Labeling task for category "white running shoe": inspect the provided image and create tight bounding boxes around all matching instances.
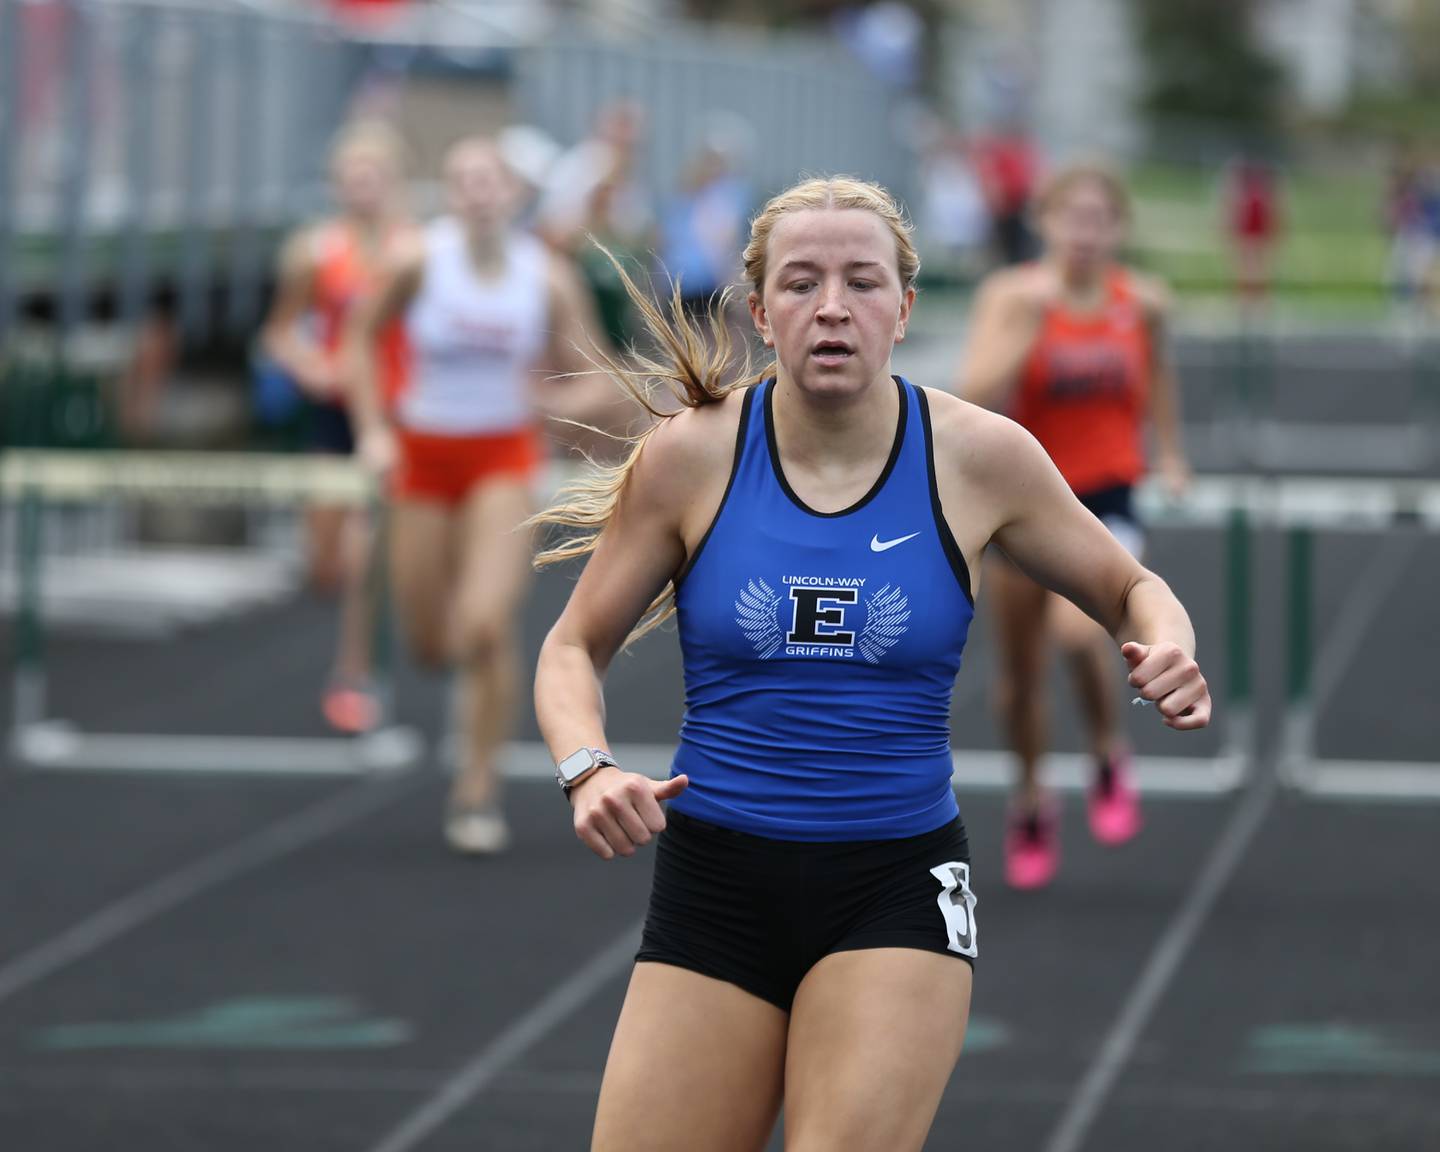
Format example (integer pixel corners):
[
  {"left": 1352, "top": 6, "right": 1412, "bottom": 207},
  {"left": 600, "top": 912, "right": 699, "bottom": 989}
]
[{"left": 445, "top": 809, "right": 511, "bottom": 855}]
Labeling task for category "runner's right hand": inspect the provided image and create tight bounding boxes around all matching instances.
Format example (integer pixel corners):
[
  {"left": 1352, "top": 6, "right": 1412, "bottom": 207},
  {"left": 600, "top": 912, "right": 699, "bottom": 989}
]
[
  {"left": 570, "top": 766, "right": 689, "bottom": 860},
  {"left": 294, "top": 360, "right": 345, "bottom": 401}
]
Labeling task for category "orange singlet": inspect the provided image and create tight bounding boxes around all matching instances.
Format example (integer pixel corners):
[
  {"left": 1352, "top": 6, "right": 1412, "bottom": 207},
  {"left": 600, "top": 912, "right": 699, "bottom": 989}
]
[
  {"left": 1010, "top": 267, "right": 1150, "bottom": 496},
  {"left": 311, "top": 222, "right": 410, "bottom": 410}
]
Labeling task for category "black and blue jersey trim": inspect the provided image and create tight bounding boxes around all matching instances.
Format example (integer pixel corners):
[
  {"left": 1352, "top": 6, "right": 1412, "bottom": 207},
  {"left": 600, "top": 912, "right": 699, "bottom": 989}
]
[
  {"left": 765, "top": 375, "right": 907, "bottom": 519},
  {"left": 672, "top": 385, "right": 757, "bottom": 589},
  {"left": 916, "top": 387, "right": 976, "bottom": 608}
]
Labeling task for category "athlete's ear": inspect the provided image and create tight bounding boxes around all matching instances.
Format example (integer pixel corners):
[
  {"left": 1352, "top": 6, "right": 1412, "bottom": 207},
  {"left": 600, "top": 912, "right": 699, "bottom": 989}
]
[
  {"left": 749, "top": 290, "right": 773, "bottom": 348},
  {"left": 894, "top": 285, "right": 916, "bottom": 343}
]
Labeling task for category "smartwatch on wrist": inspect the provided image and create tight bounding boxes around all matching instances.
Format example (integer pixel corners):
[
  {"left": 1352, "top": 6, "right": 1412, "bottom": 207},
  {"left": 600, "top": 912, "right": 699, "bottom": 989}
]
[{"left": 555, "top": 746, "right": 618, "bottom": 797}]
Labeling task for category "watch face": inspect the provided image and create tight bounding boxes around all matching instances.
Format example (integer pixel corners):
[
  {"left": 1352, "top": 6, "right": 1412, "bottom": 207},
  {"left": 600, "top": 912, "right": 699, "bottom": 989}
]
[{"left": 558, "top": 747, "right": 594, "bottom": 782}]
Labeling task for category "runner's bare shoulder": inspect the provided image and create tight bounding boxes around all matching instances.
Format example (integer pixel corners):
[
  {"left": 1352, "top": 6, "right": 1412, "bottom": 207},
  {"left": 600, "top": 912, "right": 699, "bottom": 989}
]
[
  {"left": 626, "top": 384, "right": 750, "bottom": 531},
  {"left": 922, "top": 385, "right": 1053, "bottom": 524}
]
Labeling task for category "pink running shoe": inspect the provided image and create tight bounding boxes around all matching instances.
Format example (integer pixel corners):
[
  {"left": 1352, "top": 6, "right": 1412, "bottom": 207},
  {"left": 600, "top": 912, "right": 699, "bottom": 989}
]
[
  {"left": 1089, "top": 749, "right": 1142, "bottom": 845},
  {"left": 1005, "top": 800, "right": 1059, "bottom": 890},
  {"left": 322, "top": 681, "right": 380, "bottom": 735}
]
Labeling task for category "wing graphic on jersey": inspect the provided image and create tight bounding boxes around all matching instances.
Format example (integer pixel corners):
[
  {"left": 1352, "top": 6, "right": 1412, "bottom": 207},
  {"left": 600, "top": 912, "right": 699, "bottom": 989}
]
[
  {"left": 859, "top": 583, "right": 910, "bottom": 664},
  {"left": 735, "top": 578, "right": 784, "bottom": 659}
]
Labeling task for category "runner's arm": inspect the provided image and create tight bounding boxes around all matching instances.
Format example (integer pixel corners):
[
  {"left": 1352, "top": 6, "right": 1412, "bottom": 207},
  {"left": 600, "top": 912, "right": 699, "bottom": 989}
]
[
  {"left": 536, "top": 406, "right": 733, "bottom": 856},
  {"left": 1137, "top": 275, "right": 1190, "bottom": 492},
  {"left": 342, "top": 236, "right": 424, "bottom": 447},
  {"left": 260, "top": 230, "right": 335, "bottom": 398},
  {"left": 953, "top": 274, "right": 1046, "bottom": 410},
  {"left": 967, "top": 415, "right": 1208, "bottom": 729},
  {"left": 535, "top": 417, "right": 693, "bottom": 756}
]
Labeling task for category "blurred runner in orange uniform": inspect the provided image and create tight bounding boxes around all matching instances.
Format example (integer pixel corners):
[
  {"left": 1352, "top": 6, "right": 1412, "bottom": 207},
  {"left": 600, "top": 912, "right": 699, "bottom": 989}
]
[
  {"left": 957, "top": 162, "right": 1190, "bottom": 889},
  {"left": 263, "top": 120, "right": 415, "bottom": 735}
]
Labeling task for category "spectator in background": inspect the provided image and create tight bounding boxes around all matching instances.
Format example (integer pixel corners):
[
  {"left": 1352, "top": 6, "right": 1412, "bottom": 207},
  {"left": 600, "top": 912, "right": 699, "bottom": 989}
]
[
  {"left": 327, "top": 0, "right": 410, "bottom": 27},
  {"left": 538, "top": 101, "right": 656, "bottom": 347},
  {"left": 1385, "top": 146, "right": 1438, "bottom": 310},
  {"left": 1222, "top": 154, "right": 1282, "bottom": 305},
  {"left": 1424, "top": 158, "right": 1440, "bottom": 314},
  {"left": 498, "top": 123, "right": 563, "bottom": 230},
  {"left": 972, "top": 122, "right": 1040, "bottom": 267},
  {"left": 660, "top": 116, "right": 754, "bottom": 357},
  {"left": 918, "top": 128, "right": 990, "bottom": 283},
  {"left": 261, "top": 119, "right": 416, "bottom": 736},
  {"left": 114, "top": 286, "right": 179, "bottom": 445}
]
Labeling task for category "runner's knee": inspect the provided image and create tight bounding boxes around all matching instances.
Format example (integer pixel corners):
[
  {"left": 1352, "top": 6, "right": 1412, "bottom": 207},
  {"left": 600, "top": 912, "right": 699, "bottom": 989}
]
[{"left": 452, "top": 609, "right": 511, "bottom": 665}]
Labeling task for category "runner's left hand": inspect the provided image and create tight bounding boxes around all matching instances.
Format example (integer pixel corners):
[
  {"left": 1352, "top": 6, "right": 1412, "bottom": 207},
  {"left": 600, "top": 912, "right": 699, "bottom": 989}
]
[
  {"left": 1122, "top": 641, "right": 1210, "bottom": 730},
  {"left": 1156, "top": 452, "right": 1191, "bottom": 499}
]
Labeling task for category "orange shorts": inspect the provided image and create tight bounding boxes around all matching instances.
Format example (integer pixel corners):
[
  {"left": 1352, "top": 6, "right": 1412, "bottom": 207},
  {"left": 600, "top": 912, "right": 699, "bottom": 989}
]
[{"left": 392, "top": 425, "right": 544, "bottom": 505}]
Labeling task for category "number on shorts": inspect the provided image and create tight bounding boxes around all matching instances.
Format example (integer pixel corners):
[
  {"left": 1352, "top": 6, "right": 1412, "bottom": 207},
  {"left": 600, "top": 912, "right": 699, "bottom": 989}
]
[{"left": 930, "top": 861, "right": 978, "bottom": 958}]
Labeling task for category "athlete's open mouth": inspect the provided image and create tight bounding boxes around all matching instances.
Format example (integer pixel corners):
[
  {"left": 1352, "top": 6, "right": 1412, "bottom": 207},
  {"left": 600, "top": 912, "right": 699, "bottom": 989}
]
[{"left": 810, "top": 340, "right": 854, "bottom": 362}]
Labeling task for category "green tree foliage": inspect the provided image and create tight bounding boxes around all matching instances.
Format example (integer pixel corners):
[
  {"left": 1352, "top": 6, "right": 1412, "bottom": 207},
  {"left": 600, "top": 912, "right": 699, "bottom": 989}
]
[
  {"left": 1130, "top": 0, "right": 1286, "bottom": 128},
  {"left": 1331, "top": 4, "right": 1440, "bottom": 139},
  {"left": 1407, "top": 1, "right": 1440, "bottom": 95}
]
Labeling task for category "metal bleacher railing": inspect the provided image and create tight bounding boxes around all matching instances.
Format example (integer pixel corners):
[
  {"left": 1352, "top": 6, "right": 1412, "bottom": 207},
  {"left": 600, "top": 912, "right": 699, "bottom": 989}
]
[{"left": 0, "top": 0, "right": 359, "bottom": 346}]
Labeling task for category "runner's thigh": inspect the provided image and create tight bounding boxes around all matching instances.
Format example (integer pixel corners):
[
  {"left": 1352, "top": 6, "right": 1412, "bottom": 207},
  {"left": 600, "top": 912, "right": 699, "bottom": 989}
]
[
  {"left": 592, "top": 961, "right": 787, "bottom": 1152},
  {"left": 388, "top": 498, "right": 457, "bottom": 663},
  {"left": 456, "top": 478, "right": 534, "bottom": 629},
  {"left": 783, "top": 948, "right": 971, "bottom": 1152},
  {"left": 986, "top": 554, "right": 1050, "bottom": 676}
]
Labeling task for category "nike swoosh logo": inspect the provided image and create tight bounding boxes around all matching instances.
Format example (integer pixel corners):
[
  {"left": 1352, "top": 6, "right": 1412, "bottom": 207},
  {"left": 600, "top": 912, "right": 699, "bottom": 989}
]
[{"left": 870, "top": 531, "right": 920, "bottom": 552}]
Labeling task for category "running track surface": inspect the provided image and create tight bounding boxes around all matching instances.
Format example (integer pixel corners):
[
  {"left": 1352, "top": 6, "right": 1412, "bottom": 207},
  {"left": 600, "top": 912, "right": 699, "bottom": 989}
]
[{"left": 1, "top": 518, "right": 1437, "bottom": 1151}]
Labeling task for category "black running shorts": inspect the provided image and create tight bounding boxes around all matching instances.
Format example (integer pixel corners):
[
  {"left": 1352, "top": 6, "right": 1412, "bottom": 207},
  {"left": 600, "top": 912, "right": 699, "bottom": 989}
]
[
  {"left": 1078, "top": 483, "right": 1143, "bottom": 558},
  {"left": 636, "top": 810, "right": 978, "bottom": 1012}
]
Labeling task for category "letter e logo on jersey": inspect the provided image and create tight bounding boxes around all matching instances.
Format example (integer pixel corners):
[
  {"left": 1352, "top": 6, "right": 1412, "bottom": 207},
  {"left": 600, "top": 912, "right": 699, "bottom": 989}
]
[
  {"left": 930, "top": 861, "right": 978, "bottom": 957},
  {"left": 787, "top": 587, "right": 858, "bottom": 646}
]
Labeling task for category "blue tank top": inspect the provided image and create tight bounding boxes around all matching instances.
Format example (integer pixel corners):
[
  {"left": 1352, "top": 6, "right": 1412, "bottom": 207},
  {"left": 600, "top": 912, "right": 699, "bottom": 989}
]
[{"left": 669, "top": 376, "right": 975, "bottom": 841}]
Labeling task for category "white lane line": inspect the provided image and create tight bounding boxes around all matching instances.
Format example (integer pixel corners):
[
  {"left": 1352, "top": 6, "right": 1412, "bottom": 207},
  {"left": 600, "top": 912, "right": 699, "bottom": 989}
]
[
  {"left": 365, "top": 920, "right": 642, "bottom": 1152},
  {"left": 0, "top": 776, "right": 416, "bottom": 1009},
  {"left": 1299, "top": 761, "right": 1440, "bottom": 799},
  {"left": 17, "top": 725, "right": 424, "bottom": 775},
  {"left": 1041, "top": 766, "right": 1278, "bottom": 1152}
]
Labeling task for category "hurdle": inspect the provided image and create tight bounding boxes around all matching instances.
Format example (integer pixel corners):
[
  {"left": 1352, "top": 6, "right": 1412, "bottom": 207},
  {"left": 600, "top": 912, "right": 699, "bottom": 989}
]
[
  {"left": 1, "top": 449, "right": 423, "bottom": 775},
  {"left": 938, "top": 474, "right": 1257, "bottom": 796},
  {"left": 1275, "top": 475, "right": 1440, "bottom": 799},
  {"left": 942, "top": 472, "right": 1440, "bottom": 798}
]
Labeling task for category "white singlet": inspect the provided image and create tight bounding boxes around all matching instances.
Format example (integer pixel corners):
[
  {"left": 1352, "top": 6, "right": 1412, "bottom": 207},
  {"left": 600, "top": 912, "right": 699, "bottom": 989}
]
[{"left": 399, "top": 218, "right": 550, "bottom": 435}]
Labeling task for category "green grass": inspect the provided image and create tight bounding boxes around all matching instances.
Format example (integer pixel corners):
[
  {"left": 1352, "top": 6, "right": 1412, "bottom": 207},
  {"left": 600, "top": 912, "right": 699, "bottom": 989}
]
[{"left": 1126, "top": 163, "right": 1391, "bottom": 300}]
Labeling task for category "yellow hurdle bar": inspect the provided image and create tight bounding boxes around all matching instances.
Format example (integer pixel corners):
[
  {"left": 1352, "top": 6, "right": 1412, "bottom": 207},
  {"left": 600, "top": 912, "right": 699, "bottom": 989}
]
[{"left": 2, "top": 448, "right": 418, "bottom": 776}]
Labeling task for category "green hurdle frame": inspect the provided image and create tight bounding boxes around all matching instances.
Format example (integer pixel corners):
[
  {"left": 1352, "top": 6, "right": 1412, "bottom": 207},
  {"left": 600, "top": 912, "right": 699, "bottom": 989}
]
[
  {"left": 912, "top": 477, "right": 1258, "bottom": 797},
  {"left": 4, "top": 450, "right": 422, "bottom": 776},
  {"left": 1280, "top": 482, "right": 1440, "bottom": 799}
]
